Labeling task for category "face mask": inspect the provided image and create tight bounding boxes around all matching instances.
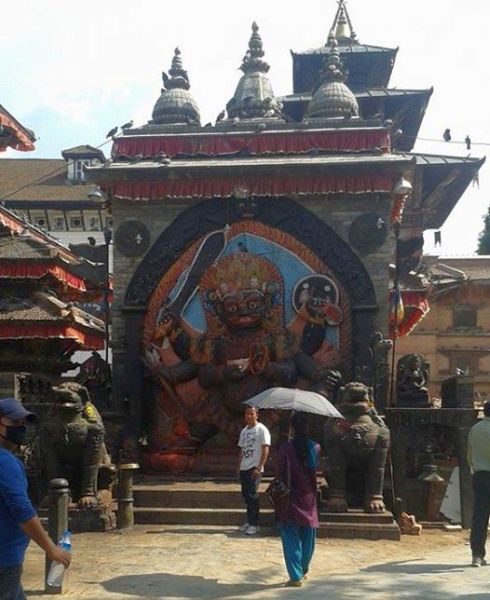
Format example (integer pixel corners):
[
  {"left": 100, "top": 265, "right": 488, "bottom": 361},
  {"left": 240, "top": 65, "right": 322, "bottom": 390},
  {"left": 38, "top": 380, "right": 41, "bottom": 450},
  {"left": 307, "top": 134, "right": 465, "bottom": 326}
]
[{"left": 0, "top": 424, "right": 27, "bottom": 446}]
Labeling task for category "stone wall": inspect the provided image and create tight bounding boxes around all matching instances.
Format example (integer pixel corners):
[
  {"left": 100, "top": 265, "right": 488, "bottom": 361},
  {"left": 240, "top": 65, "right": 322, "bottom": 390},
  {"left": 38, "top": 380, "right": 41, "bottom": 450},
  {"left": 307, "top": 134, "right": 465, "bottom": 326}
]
[{"left": 110, "top": 193, "right": 393, "bottom": 410}]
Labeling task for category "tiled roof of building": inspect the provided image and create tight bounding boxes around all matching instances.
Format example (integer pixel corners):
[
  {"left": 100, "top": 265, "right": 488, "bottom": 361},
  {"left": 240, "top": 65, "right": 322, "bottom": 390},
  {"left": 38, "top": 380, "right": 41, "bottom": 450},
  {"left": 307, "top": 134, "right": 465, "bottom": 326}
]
[
  {"left": 438, "top": 257, "right": 490, "bottom": 282},
  {"left": 0, "top": 236, "right": 52, "bottom": 259},
  {"left": 61, "top": 145, "right": 105, "bottom": 160},
  {"left": 0, "top": 159, "right": 93, "bottom": 202},
  {"left": 0, "top": 298, "right": 58, "bottom": 322}
]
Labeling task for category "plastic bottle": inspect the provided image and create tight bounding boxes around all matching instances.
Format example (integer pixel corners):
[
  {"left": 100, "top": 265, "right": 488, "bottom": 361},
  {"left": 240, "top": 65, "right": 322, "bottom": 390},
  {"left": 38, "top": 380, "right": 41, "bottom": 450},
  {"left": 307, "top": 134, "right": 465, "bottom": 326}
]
[{"left": 47, "top": 530, "right": 71, "bottom": 588}]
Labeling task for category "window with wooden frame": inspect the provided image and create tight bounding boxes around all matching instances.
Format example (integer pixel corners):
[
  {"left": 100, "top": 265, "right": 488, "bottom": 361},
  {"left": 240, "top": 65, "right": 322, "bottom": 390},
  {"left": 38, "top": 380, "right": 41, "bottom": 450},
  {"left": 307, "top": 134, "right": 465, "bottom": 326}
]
[{"left": 452, "top": 307, "right": 477, "bottom": 329}]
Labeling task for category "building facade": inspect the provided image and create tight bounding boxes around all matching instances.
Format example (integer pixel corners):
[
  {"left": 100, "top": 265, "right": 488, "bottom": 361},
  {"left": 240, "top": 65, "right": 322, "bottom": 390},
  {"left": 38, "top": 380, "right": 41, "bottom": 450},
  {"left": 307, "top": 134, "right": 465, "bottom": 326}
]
[{"left": 396, "top": 256, "right": 490, "bottom": 402}]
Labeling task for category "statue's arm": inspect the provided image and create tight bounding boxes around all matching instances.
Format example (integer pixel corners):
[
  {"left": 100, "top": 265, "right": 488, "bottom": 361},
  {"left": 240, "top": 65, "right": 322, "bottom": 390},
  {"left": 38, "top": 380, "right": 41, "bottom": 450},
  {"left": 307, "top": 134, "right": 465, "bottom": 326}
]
[
  {"left": 144, "top": 349, "right": 198, "bottom": 384},
  {"left": 265, "top": 358, "right": 297, "bottom": 386}
]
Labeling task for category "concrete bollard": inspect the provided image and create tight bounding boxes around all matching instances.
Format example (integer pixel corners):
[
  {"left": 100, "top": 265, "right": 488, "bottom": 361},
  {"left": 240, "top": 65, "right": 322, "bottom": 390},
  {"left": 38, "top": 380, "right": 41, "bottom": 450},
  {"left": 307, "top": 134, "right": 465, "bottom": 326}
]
[
  {"left": 117, "top": 463, "right": 139, "bottom": 529},
  {"left": 45, "top": 478, "right": 70, "bottom": 594}
]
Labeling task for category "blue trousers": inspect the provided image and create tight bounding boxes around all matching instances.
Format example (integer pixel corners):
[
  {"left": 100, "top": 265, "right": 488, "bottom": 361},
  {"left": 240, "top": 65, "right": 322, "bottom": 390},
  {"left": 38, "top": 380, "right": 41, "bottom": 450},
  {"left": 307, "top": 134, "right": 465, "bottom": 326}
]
[
  {"left": 240, "top": 468, "right": 261, "bottom": 526},
  {"left": 279, "top": 524, "right": 316, "bottom": 582},
  {"left": 0, "top": 564, "right": 26, "bottom": 600}
]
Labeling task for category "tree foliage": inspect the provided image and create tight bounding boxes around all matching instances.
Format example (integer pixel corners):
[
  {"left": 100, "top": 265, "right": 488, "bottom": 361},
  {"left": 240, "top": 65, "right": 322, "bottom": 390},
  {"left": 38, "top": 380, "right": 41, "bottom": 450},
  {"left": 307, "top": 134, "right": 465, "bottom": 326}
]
[{"left": 477, "top": 205, "right": 490, "bottom": 255}]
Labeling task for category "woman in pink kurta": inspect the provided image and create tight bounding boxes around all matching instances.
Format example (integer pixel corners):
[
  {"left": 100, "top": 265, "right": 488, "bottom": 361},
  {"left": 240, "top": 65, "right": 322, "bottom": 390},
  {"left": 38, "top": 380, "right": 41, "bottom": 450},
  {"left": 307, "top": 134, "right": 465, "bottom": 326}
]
[{"left": 275, "top": 413, "right": 320, "bottom": 586}]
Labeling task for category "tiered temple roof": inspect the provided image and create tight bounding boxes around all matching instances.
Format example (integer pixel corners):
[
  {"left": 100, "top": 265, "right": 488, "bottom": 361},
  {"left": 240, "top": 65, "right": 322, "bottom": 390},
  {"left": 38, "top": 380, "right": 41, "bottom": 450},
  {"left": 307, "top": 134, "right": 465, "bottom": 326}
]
[
  {"left": 0, "top": 205, "right": 106, "bottom": 372},
  {"left": 88, "top": 2, "right": 483, "bottom": 240}
]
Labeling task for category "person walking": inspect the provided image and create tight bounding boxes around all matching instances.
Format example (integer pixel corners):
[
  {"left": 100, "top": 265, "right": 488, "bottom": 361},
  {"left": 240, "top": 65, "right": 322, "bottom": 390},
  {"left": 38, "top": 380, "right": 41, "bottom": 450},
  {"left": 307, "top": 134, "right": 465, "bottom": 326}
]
[
  {"left": 237, "top": 405, "right": 271, "bottom": 536},
  {"left": 275, "top": 412, "right": 320, "bottom": 587},
  {"left": 0, "top": 397, "right": 71, "bottom": 600},
  {"left": 468, "top": 400, "right": 490, "bottom": 567}
]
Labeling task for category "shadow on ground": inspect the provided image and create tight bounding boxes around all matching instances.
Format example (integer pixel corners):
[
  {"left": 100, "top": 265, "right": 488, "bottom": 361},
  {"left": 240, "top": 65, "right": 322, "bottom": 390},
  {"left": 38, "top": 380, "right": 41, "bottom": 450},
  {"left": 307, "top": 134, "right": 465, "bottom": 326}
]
[
  {"left": 100, "top": 567, "right": 489, "bottom": 600},
  {"left": 362, "top": 558, "right": 468, "bottom": 575},
  {"left": 101, "top": 573, "right": 283, "bottom": 599}
]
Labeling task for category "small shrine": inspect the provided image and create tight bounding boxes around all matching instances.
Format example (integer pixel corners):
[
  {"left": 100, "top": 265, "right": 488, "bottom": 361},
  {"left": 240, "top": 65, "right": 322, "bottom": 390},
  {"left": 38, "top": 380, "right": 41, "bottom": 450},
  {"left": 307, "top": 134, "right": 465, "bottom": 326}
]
[{"left": 87, "top": 1, "right": 483, "bottom": 484}]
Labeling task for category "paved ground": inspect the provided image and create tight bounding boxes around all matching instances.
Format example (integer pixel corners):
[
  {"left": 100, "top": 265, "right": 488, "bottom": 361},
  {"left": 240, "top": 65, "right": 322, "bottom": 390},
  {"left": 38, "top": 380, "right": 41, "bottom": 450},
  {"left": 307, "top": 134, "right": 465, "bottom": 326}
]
[{"left": 22, "top": 526, "right": 490, "bottom": 599}]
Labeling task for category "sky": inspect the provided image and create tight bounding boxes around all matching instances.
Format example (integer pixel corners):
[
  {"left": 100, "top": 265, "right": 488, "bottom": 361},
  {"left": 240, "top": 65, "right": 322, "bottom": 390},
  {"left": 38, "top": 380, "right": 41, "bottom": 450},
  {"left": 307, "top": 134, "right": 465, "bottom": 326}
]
[{"left": 1, "top": 0, "right": 488, "bottom": 256}]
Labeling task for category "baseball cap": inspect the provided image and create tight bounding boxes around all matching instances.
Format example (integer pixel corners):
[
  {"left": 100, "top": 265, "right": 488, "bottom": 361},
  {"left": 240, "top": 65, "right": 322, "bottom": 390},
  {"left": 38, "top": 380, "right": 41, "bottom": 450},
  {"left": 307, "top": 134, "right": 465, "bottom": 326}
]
[{"left": 0, "top": 398, "right": 38, "bottom": 422}]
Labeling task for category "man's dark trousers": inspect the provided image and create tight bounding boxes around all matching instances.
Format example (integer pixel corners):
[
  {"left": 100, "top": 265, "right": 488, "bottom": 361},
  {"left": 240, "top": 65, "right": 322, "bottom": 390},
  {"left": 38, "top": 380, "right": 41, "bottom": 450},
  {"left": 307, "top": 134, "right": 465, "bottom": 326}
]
[
  {"left": 0, "top": 564, "right": 26, "bottom": 600},
  {"left": 240, "top": 468, "right": 261, "bottom": 527},
  {"left": 470, "top": 471, "right": 490, "bottom": 559}
]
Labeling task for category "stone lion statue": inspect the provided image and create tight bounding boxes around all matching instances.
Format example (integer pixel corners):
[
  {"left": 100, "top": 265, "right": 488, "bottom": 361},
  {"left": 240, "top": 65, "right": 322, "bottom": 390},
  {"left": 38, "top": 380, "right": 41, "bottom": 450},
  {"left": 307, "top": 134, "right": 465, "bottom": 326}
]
[
  {"left": 40, "top": 382, "right": 115, "bottom": 509},
  {"left": 323, "top": 382, "right": 391, "bottom": 513}
]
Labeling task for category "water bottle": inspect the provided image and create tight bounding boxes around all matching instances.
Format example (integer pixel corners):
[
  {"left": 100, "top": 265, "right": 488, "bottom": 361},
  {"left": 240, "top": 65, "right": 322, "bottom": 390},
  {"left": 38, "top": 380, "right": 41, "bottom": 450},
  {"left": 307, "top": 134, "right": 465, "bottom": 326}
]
[{"left": 47, "top": 530, "right": 71, "bottom": 588}]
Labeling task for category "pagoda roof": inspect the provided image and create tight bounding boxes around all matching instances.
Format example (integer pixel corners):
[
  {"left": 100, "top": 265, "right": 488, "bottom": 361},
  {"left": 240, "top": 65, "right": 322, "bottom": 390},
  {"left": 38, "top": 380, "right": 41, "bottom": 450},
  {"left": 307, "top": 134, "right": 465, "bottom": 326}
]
[
  {"left": 90, "top": 152, "right": 412, "bottom": 200},
  {"left": 0, "top": 290, "right": 104, "bottom": 350},
  {"left": 400, "top": 152, "right": 486, "bottom": 229},
  {"left": 0, "top": 104, "right": 36, "bottom": 153},
  {"left": 0, "top": 158, "right": 104, "bottom": 205},
  {"left": 281, "top": 88, "right": 433, "bottom": 152},
  {"left": 291, "top": 43, "right": 398, "bottom": 94},
  {"left": 111, "top": 121, "right": 391, "bottom": 159},
  {"left": 0, "top": 205, "right": 110, "bottom": 293},
  {"left": 296, "top": 43, "right": 396, "bottom": 56}
]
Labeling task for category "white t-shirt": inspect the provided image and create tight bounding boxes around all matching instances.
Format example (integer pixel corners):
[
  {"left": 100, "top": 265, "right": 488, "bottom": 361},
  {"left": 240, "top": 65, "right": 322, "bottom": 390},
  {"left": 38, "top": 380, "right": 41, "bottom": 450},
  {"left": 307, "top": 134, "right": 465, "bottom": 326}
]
[{"left": 238, "top": 422, "right": 271, "bottom": 471}]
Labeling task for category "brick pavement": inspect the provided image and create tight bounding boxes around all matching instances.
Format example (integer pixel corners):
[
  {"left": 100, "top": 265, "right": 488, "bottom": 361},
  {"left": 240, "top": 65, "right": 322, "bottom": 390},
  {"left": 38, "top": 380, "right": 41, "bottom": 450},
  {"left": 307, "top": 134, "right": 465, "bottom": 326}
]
[{"left": 22, "top": 527, "right": 490, "bottom": 599}]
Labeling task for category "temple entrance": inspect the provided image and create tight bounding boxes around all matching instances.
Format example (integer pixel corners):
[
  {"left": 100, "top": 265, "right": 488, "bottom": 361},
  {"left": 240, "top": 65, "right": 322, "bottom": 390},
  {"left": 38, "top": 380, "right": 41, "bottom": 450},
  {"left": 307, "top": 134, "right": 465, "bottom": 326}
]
[{"left": 123, "top": 196, "right": 377, "bottom": 474}]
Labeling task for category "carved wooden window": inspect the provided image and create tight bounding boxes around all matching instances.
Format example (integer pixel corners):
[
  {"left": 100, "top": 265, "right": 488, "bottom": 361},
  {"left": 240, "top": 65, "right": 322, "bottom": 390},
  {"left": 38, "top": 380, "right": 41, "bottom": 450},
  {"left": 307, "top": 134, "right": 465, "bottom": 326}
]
[{"left": 452, "top": 307, "right": 477, "bottom": 329}]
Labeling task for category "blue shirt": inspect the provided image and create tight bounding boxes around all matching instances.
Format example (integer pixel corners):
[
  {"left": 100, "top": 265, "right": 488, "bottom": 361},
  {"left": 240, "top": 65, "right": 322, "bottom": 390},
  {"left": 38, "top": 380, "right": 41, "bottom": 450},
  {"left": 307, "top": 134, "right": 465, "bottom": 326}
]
[{"left": 0, "top": 448, "right": 36, "bottom": 567}]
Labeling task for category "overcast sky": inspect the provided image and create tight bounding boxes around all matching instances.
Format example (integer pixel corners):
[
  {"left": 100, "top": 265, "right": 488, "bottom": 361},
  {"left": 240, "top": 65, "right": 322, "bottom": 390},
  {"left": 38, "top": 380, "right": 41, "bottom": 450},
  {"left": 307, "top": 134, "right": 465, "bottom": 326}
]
[{"left": 1, "top": 0, "right": 488, "bottom": 255}]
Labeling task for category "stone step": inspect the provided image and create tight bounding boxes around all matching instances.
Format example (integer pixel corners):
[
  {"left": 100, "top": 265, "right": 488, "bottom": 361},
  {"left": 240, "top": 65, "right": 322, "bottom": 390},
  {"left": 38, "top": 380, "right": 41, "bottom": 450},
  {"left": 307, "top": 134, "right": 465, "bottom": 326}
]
[
  {"left": 134, "top": 506, "right": 275, "bottom": 526},
  {"left": 318, "top": 510, "right": 395, "bottom": 524},
  {"left": 134, "top": 488, "right": 269, "bottom": 509},
  {"left": 318, "top": 521, "right": 401, "bottom": 541}
]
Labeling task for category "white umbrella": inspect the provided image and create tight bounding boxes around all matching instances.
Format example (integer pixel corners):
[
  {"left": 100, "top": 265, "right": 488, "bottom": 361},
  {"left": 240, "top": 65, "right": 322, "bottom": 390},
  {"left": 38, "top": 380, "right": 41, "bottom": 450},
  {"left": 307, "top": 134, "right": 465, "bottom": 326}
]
[{"left": 243, "top": 387, "right": 343, "bottom": 418}]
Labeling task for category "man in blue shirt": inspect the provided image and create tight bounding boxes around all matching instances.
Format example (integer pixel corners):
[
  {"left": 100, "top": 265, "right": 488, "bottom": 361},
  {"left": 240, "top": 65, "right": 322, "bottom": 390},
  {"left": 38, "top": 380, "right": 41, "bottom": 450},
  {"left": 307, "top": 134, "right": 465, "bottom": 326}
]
[{"left": 0, "top": 398, "right": 71, "bottom": 600}]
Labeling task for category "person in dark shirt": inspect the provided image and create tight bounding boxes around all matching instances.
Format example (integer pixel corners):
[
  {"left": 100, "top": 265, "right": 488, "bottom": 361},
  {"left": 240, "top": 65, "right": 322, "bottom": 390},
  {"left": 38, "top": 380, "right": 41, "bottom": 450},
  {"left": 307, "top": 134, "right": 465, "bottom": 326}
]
[{"left": 0, "top": 398, "right": 71, "bottom": 600}]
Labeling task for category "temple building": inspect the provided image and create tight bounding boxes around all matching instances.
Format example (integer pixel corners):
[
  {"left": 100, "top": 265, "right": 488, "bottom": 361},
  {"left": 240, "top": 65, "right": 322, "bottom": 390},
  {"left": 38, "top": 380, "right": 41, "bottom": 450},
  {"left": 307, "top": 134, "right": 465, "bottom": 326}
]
[
  {"left": 87, "top": 1, "right": 483, "bottom": 477},
  {"left": 0, "top": 145, "right": 111, "bottom": 247},
  {"left": 0, "top": 205, "right": 107, "bottom": 398}
]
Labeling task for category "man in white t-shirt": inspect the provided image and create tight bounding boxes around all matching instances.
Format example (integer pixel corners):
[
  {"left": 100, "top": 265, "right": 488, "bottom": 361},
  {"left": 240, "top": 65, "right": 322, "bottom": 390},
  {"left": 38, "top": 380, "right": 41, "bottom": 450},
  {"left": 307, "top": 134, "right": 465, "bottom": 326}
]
[{"left": 237, "top": 405, "right": 271, "bottom": 535}]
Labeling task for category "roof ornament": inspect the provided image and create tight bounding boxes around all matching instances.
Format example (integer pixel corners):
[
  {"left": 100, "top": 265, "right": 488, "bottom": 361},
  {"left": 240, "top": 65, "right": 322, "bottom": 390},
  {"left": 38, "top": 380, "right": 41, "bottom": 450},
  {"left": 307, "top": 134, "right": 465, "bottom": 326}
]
[
  {"left": 150, "top": 47, "right": 201, "bottom": 126},
  {"left": 165, "top": 47, "right": 190, "bottom": 91},
  {"left": 327, "top": 0, "right": 358, "bottom": 45},
  {"left": 304, "top": 38, "right": 359, "bottom": 120},
  {"left": 224, "top": 22, "right": 283, "bottom": 122}
]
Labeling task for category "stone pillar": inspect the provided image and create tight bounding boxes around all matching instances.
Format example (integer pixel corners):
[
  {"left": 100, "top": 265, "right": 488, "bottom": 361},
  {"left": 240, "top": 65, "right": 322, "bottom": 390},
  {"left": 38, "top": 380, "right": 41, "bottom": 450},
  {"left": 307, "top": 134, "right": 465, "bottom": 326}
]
[
  {"left": 45, "top": 478, "right": 70, "bottom": 594},
  {"left": 117, "top": 463, "right": 140, "bottom": 529}
]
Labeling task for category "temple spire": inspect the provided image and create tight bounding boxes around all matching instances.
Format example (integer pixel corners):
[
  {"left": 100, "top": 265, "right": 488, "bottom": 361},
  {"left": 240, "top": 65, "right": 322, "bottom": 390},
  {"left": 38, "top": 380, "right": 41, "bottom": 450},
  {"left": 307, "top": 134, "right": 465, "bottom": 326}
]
[
  {"left": 304, "top": 37, "right": 359, "bottom": 120},
  {"left": 225, "top": 22, "right": 283, "bottom": 121},
  {"left": 150, "top": 47, "right": 201, "bottom": 126},
  {"left": 240, "top": 22, "right": 269, "bottom": 74},
  {"left": 165, "top": 47, "right": 190, "bottom": 91},
  {"left": 327, "top": 0, "right": 358, "bottom": 45}
]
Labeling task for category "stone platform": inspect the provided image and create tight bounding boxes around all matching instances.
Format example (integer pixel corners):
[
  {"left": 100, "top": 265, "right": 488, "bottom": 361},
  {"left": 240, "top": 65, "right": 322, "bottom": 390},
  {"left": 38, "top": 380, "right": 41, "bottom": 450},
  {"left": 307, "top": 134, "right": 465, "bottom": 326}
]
[
  {"left": 133, "top": 477, "right": 401, "bottom": 540},
  {"left": 38, "top": 502, "right": 116, "bottom": 532}
]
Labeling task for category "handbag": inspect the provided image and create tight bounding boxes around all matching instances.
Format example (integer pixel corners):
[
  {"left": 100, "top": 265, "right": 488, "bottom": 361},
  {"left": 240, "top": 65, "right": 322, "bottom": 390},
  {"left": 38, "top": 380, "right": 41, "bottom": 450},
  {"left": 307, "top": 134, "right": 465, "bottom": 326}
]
[{"left": 265, "top": 456, "right": 291, "bottom": 518}]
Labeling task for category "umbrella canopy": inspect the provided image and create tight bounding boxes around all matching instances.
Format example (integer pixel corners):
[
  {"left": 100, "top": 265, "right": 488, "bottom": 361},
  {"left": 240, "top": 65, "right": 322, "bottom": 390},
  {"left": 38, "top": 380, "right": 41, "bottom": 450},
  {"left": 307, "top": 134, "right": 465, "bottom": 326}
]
[{"left": 243, "top": 387, "right": 343, "bottom": 418}]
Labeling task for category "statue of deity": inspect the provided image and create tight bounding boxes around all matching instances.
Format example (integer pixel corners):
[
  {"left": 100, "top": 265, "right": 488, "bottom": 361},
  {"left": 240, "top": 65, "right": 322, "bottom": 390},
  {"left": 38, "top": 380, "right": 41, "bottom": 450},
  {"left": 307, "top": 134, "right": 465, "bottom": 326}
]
[
  {"left": 396, "top": 354, "right": 430, "bottom": 406},
  {"left": 144, "top": 247, "right": 346, "bottom": 472}
]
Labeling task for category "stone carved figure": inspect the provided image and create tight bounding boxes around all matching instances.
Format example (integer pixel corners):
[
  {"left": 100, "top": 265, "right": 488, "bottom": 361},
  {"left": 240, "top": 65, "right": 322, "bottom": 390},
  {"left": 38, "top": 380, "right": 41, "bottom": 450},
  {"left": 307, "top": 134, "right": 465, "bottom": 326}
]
[
  {"left": 40, "top": 382, "right": 115, "bottom": 508},
  {"left": 396, "top": 353, "right": 430, "bottom": 406},
  {"left": 144, "top": 250, "right": 344, "bottom": 471},
  {"left": 323, "top": 382, "right": 391, "bottom": 513}
]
